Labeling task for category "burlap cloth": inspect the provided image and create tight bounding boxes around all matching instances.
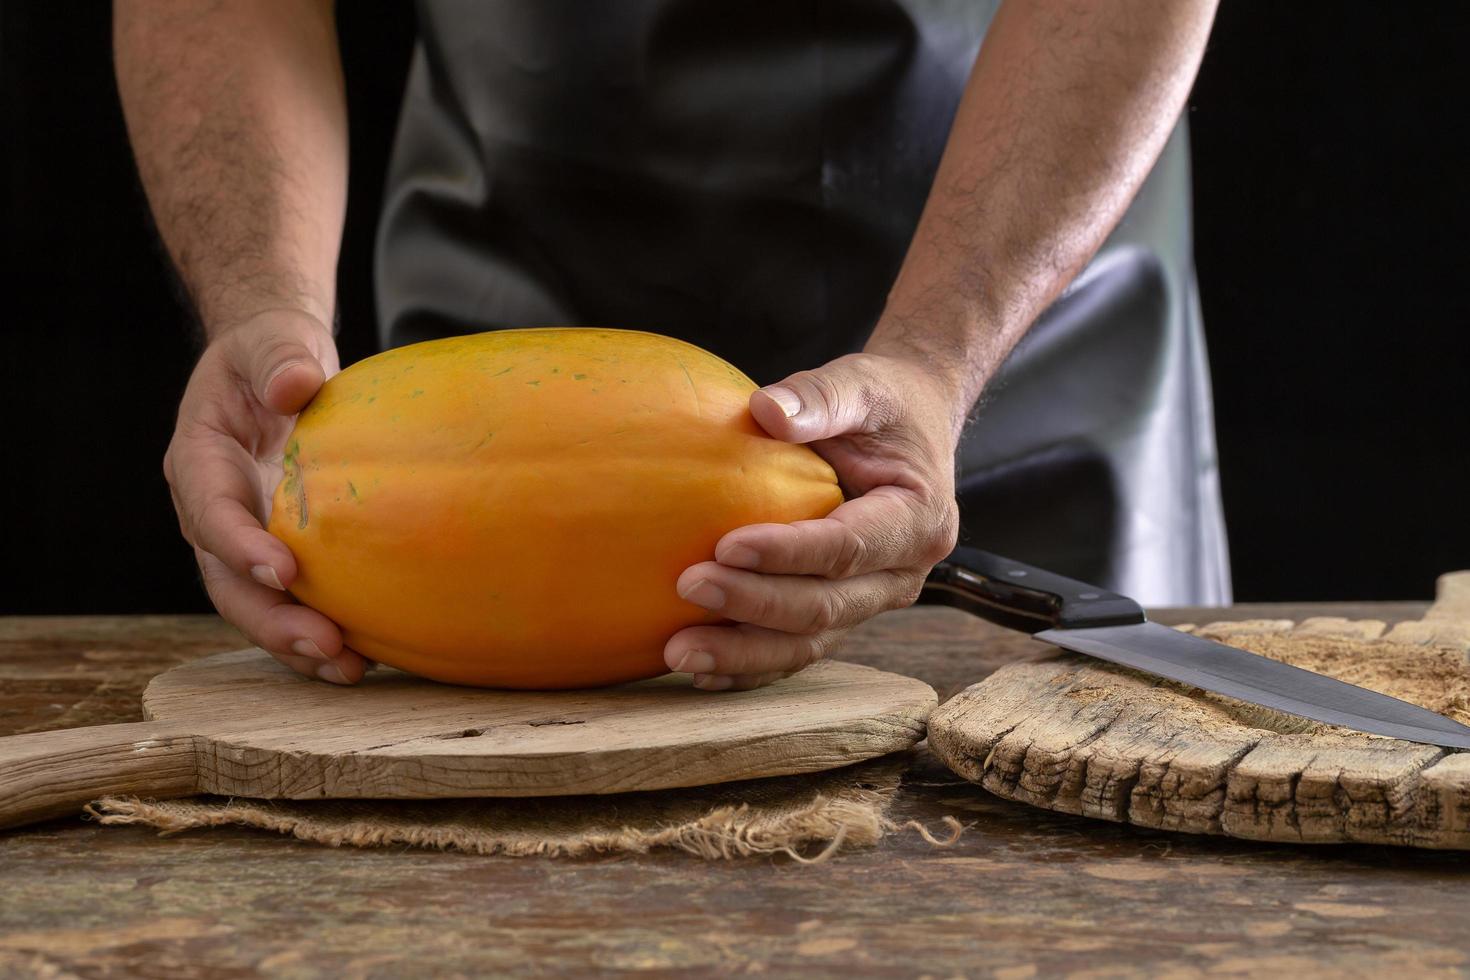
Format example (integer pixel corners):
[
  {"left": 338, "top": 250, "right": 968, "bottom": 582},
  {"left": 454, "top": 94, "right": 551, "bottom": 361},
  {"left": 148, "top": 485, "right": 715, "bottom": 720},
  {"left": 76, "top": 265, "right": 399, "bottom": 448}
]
[{"left": 86, "top": 751, "right": 960, "bottom": 862}]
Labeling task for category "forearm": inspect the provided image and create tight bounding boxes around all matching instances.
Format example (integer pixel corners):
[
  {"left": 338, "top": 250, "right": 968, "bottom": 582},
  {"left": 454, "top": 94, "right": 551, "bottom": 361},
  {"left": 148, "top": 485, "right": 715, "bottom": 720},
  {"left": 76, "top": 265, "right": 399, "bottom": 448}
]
[
  {"left": 865, "top": 0, "right": 1218, "bottom": 436},
  {"left": 113, "top": 0, "right": 346, "bottom": 337}
]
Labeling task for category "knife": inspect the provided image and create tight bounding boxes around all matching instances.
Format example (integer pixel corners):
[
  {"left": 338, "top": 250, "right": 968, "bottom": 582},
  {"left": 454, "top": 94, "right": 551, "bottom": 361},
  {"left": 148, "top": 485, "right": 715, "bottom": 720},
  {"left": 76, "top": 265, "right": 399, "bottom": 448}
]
[{"left": 920, "top": 546, "right": 1470, "bottom": 749}]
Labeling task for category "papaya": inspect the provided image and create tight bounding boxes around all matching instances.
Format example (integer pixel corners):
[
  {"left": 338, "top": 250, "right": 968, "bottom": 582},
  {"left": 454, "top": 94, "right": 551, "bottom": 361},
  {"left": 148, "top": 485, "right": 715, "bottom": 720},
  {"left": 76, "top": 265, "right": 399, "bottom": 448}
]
[{"left": 267, "top": 328, "right": 843, "bottom": 688}]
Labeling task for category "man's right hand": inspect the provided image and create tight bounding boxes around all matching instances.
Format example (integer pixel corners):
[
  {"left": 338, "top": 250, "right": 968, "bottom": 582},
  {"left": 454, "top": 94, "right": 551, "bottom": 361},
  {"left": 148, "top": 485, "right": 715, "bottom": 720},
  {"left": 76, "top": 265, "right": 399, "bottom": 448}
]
[{"left": 165, "top": 309, "right": 368, "bottom": 684}]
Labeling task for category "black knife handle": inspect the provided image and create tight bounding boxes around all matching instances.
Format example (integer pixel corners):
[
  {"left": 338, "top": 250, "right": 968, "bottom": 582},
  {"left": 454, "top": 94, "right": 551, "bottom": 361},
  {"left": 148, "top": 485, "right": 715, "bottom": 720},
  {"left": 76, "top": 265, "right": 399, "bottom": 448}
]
[{"left": 919, "top": 546, "right": 1147, "bottom": 634}]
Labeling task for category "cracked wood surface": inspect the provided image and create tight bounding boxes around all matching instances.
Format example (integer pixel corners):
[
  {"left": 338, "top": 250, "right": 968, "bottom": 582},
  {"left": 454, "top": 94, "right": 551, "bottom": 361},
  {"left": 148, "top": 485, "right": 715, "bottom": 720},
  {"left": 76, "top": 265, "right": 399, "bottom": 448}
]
[
  {"left": 5, "top": 602, "right": 1470, "bottom": 977},
  {"left": 1, "top": 650, "right": 936, "bottom": 829},
  {"left": 930, "top": 573, "right": 1470, "bottom": 849}
]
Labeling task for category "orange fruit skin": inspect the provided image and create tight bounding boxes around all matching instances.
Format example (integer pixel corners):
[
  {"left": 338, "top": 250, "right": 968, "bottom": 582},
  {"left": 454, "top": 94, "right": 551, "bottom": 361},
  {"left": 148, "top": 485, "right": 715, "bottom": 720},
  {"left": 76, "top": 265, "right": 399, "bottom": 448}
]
[{"left": 267, "top": 328, "right": 844, "bottom": 689}]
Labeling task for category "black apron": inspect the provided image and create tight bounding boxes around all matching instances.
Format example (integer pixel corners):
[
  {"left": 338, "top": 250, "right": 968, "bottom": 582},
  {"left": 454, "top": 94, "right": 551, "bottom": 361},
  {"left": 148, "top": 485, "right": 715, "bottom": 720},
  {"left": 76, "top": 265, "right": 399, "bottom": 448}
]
[{"left": 375, "top": 0, "right": 1232, "bottom": 605}]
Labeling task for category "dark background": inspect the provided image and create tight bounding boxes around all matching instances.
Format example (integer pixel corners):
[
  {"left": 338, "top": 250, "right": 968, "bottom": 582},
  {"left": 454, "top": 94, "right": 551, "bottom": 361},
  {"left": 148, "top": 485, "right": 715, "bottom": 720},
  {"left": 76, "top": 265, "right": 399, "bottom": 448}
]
[{"left": 3, "top": 3, "right": 1466, "bottom": 614}]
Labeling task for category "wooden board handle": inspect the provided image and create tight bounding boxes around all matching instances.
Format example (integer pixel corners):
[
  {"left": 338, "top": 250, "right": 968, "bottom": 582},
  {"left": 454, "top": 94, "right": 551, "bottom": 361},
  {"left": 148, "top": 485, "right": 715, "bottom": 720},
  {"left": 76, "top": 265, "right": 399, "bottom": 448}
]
[{"left": 0, "top": 722, "right": 198, "bottom": 831}]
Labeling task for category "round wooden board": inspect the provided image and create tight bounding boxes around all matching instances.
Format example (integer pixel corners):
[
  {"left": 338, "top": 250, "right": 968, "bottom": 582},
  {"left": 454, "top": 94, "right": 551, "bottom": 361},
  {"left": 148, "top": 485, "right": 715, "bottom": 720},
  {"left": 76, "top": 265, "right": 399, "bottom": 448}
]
[
  {"left": 928, "top": 572, "right": 1470, "bottom": 849},
  {"left": 136, "top": 651, "right": 936, "bottom": 799}
]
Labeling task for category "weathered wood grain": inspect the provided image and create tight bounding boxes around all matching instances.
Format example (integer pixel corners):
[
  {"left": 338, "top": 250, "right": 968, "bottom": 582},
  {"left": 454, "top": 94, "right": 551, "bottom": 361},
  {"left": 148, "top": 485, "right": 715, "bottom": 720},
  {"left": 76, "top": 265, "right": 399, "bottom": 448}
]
[
  {"left": 929, "top": 573, "right": 1470, "bottom": 848},
  {"left": 0, "top": 722, "right": 198, "bottom": 828},
  {"left": 0, "top": 650, "right": 935, "bottom": 828},
  {"left": 6, "top": 604, "right": 1470, "bottom": 979}
]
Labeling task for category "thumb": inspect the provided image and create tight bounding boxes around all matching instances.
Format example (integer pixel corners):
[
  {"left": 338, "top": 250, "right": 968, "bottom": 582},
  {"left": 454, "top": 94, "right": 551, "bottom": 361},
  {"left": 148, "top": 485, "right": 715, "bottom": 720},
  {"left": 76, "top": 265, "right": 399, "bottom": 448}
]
[
  {"left": 750, "top": 358, "right": 888, "bottom": 444},
  {"left": 234, "top": 312, "right": 333, "bottom": 415}
]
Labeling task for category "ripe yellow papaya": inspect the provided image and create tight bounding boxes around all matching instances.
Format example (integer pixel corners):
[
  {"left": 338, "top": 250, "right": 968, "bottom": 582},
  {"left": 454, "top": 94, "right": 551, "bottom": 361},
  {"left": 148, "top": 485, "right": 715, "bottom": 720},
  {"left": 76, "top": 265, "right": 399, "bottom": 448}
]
[{"left": 267, "top": 328, "right": 843, "bottom": 688}]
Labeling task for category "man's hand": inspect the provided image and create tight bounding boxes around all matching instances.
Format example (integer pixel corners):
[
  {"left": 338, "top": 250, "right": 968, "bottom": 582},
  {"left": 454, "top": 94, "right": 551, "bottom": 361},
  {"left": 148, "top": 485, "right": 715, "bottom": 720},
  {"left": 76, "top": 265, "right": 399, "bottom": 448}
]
[
  {"left": 664, "top": 353, "right": 959, "bottom": 690},
  {"left": 658, "top": 0, "right": 1219, "bottom": 692},
  {"left": 117, "top": 1, "right": 351, "bottom": 678},
  {"left": 165, "top": 309, "right": 368, "bottom": 684}
]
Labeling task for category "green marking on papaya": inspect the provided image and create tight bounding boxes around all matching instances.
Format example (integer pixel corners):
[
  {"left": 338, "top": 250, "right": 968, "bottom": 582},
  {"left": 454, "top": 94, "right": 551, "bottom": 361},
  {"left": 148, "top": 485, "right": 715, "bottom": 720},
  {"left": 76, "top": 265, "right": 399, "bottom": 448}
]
[
  {"left": 491, "top": 366, "right": 514, "bottom": 377},
  {"left": 348, "top": 480, "right": 359, "bottom": 501},
  {"left": 282, "top": 440, "right": 308, "bottom": 530},
  {"left": 411, "top": 389, "right": 424, "bottom": 397},
  {"left": 473, "top": 431, "right": 495, "bottom": 451},
  {"left": 367, "top": 395, "right": 376, "bottom": 403},
  {"left": 574, "top": 373, "right": 588, "bottom": 380},
  {"left": 526, "top": 380, "right": 540, "bottom": 387}
]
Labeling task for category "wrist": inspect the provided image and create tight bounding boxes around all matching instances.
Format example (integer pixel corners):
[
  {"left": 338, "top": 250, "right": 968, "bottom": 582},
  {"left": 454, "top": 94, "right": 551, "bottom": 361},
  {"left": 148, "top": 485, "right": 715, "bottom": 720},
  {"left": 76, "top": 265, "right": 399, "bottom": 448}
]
[
  {"left": 192, "top": 268, "right": 336, "bottom": 343},
  {"left": 209, "top": 307, "right": 340, "bottom": 375},
  {"left": 209, "top": 305, "right": 334, "bottom": 345},
  {"left": 864, "top": 318, "right": 989, "bottom": 440}
]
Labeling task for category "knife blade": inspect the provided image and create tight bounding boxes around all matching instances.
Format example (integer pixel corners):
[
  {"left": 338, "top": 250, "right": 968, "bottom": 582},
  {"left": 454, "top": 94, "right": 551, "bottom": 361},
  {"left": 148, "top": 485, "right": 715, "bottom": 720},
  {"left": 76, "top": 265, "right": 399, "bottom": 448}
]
[{"left": 920, "top": 546, "right": 1470, "bottom": 749}]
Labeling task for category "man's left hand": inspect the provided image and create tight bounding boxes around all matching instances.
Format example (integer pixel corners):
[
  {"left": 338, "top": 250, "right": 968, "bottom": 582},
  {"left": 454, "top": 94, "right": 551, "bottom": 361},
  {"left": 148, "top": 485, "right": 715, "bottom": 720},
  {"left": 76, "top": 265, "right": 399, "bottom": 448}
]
[{"left": 664, "top": 352, "right": 961, "bottom": 690}]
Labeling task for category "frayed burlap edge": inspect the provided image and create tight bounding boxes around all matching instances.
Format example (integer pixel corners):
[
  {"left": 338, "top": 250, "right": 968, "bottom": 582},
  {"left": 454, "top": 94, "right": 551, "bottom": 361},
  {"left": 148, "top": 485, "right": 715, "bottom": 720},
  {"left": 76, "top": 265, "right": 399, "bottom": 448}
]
[{"left": 85, "top": 755, "right": 962, "bottom": 862}]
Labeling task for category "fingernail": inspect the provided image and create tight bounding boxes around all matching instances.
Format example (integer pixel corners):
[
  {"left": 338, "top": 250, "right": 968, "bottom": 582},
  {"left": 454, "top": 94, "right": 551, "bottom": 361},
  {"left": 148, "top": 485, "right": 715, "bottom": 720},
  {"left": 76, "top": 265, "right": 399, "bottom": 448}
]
[
  {"left": 718, "top": 544, "right": 760, "bottom": 569},
  {"left": 693, "top": 674, "right": 734, "bottom": 691},
  {"left": 676, "top": 650, "right": 717, "bottom": 674},
  {"left": 265, "top": 359, "right": 309, "bottom": 390},
  {"left": 316, "top": 661, "right": 350, "bottom": 685},
  {"left": 762, "top": 386, "right": 802, "bottom": 418},
  {"left": 251, "top": 564, "right": 285, "bottom": 590},
  {"left": 292, "top": 638, "right": 327, "bottom": 660},
  {"left": 679, "top": 579, "right": 726, "bottom": 611}
]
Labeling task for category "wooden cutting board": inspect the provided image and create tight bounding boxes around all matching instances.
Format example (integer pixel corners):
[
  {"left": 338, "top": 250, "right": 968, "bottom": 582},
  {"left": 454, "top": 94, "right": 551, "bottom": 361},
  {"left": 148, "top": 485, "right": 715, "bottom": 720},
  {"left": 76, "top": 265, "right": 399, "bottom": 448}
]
[
  {"left": 0, "top": 652, "right": 936, "bottom": 830},
  {"left": 928, "top": 571, "right": 1470, "bottom": 848}
]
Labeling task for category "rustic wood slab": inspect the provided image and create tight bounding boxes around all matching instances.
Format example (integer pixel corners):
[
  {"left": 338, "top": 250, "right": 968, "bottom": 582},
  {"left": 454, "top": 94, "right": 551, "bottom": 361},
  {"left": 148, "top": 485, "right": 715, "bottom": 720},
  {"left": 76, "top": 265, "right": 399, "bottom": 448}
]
[
  {"left": 0, "top": 651, "right": 934, "bottom": 829},
  {"left": 8, "top": 604, "right": 1470, "bottom": 979},
  {"left": 929, "top": 573, "right": 1470, "bottom": 848}
]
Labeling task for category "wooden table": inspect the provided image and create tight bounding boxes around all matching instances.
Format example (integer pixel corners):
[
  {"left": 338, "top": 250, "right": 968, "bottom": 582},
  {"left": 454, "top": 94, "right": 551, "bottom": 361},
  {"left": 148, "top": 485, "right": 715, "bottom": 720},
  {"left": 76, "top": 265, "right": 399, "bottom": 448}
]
[{"left": 4, "top": 603, "right": 1469, "bottom": 978}]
